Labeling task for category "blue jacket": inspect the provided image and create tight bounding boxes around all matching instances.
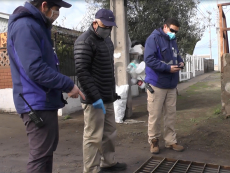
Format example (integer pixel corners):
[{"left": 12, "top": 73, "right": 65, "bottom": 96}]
[
  {"left": 144, "top": 28, "right": 183, "bottom": 89},
  {"left": 7, "top": 2, "right": 74, "bottom": 114}
]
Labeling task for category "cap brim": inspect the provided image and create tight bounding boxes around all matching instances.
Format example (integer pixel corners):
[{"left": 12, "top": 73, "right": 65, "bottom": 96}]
[
  {"left": 100, "top": 18, "right": 117, "bottom": 27},
  {"left": 54, "top": 1, "right": 72, "bottom": 8}
]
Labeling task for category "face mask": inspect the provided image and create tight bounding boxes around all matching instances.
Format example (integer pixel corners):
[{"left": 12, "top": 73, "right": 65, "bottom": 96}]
[
  {"left": 96, "top": 25, "right": 112, "bottom": 39},
  {"left": 43, "top": 9, "right": 60, "bottom": 26},
  {"left": 45, "top": 9, "right": 59, "bottom": 24},
  {"left": 167, "top": 32, "right": 176, "bottom": 40}
]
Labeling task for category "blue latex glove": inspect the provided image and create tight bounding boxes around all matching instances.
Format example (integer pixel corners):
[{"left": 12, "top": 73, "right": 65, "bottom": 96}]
[{"left": 92, "top": 99, "right": 106, "bottom": 114}]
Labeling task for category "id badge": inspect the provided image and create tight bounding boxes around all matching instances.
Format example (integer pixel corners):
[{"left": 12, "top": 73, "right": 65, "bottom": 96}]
[{"left": 172, "top": 47, "right": 177, "bottom": 57}]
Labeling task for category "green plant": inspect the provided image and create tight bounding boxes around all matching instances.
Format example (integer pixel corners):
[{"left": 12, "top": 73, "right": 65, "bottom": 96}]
[
  {"left": 214, "top": 108, "right": 221, "bottom": 115},
  {"left": 190, "top": 118, "right": 197, "bottom": 123},
  {"left": 63, "top": 115, "right": 71, "bottom": 120}
]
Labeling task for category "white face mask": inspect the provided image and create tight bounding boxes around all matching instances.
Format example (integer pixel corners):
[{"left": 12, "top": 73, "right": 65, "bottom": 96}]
[{"left": 48, "top": 9, "right": 59, "bottom": 23}]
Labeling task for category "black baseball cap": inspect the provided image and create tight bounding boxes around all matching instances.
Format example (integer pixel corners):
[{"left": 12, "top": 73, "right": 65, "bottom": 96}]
[
  {"left": 39, "top": 0, "right": 72, "bottom": 8},
  {"left": 95, "top": 9, "right": 117, "bottom": 27}
]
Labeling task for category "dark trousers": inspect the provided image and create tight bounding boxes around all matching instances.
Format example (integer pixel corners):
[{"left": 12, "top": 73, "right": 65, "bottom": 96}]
[{"left": 21, "top": 110, "right": 59, "bottom": 173}]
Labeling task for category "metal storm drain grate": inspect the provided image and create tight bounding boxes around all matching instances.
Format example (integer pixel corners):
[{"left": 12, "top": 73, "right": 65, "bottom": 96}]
[{"left": 134, "top": 156, "right": 230, "bottom": 173}]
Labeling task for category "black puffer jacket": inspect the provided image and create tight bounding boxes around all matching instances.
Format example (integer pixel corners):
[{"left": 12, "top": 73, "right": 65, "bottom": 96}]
[{"left": 74, "top": 25, "right": 118, "bottom": 104}]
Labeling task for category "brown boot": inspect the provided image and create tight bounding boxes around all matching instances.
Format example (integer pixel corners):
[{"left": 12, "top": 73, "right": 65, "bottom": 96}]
[
  {"left": 165, "top": 143, "right": 184, "bottom": 152},
  {"left": 150, "top": 138, "right": 159, "bottom": 154}
]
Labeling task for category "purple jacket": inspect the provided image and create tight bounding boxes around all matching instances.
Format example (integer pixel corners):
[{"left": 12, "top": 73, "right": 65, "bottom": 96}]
[
  {"left": 144, "top": 28, "right": 183, "bottom": 89},
  {"left": 7, "top": 2, "right": 74, "bottom": 114}
]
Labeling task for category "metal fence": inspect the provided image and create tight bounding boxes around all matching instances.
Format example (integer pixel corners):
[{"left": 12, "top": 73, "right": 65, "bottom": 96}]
[
  {"left": 179, "top": 54, "right": 205, "bottom": 82},
  {"left": 129, "top": 52, "right": 206, "bottom": 82},
  {"left": 53, "top": 32, "right": 78, "bottom": 83}
]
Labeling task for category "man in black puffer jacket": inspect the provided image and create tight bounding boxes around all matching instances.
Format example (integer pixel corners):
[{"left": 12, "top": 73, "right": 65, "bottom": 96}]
[{"left": 74, "top": 9, "right": 127, "bottom": 173}]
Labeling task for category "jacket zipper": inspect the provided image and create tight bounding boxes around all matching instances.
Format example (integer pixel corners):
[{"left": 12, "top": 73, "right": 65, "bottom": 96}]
[
  {"left": 104, "top": 39, "right": 114, "bottom": 101},
  {"left": 170, "top": 40, "right": 173, "bottom": 88}
]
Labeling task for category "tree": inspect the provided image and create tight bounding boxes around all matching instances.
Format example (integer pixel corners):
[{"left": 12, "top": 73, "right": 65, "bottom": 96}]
[
  {"left": 79, "top": 0, "right": 104, "bottom": 31},
  {"left": 83, "top": 0, "right": 205, "bottom": 55},
  {"left": 51, "top": 20, "right": 82, "bottom": 76}
]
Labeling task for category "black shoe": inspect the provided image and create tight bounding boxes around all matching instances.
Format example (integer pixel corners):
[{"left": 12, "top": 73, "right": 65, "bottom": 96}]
[{"left": 100, "top": 162, "right": 127, "bottom": 172}]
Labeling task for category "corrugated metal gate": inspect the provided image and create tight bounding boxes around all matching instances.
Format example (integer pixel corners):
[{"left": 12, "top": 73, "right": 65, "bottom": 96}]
[{"left": 134, "top": 156, "right": 230, "bottom": 173}]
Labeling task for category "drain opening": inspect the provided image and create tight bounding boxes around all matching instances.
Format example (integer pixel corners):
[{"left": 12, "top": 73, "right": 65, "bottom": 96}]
[{"left": 134, "top": 156, "right": 230, "bottom": 173}]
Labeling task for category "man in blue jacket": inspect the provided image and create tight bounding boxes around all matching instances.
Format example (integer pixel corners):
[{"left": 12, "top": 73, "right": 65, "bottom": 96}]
[
  {"left": 7, "top": 0, "right": 85, "bottom": 172},
  {"left": 144, "top": 18, "right": 185, "bottom": 154}
]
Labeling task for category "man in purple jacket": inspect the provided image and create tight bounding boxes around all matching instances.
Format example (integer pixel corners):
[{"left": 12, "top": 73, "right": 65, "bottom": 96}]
[
  {"left": 7, "top": 0, "right": 85, "bottom": 172},
  {"left": 144, "top": 18, "right": 185, "bottom": 154}
]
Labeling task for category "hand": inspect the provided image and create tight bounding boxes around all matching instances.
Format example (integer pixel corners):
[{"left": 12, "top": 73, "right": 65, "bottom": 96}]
[
  {"left": 67, "top": 85, "right": 86, "bottom": 100},
  {"left": 92, "top": 99, "right": 106, "bottom": 114},
  {"left": 178, "top": 62, "right": 185, "bottom": 67},
  {"left": 170, "top": 65, "right": 181, "bottom": 73}
]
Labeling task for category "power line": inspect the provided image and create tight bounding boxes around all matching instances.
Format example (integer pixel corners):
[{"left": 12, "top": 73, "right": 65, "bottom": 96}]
[
  {"left": 196, "top": 39, "right": 216, "bottom": 48},
  {"left": 197, "top": 6, "right": 209, "bottom": 19},
  {"left": 224, "top": 8, "right": 230, "bottom": 14},
  {"left": 196, "top": 7, "right": 210, "bottom": 23},
  {"left": 196, "top": 11, "right": 209, "bottom": 23},
  {"left": 206, "top": 11, "right": 215, "bottom": 59},
  {"left": 200, "top": 3, "right": 211, "bottom": 14},
  {"left": 195, "top": 44, "right": 218, "bottom": 49}
]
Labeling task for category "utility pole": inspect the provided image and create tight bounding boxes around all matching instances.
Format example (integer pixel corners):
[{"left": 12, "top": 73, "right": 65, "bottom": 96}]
[
  {"left": 216, "top": 6, "right": 221, "bottom": 71},
  {"left": 207, "top": 11, "right": 212, "bottom": 59},
  {"left": 110, "top": 0, "right": 132, "bottom": 118}
]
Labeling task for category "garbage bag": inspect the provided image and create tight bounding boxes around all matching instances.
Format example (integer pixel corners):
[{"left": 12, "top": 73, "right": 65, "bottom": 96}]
[{"left": 114, "top": 85, "right": 129, "bottom": 123}]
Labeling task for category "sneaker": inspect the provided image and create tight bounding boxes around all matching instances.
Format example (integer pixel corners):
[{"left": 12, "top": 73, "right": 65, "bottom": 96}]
[
  {"left": 165, "top": 143, "right": 184, "bottom": 152},
  {"left": 150, "top": 138, "right": 159, "bottom": 154},
  {"left": 100, "top": 162, "right": 127, "bottom": 172}
]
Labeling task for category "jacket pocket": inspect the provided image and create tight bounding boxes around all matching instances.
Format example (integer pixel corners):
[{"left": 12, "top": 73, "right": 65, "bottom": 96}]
[
  {"left": 82, "top": 103, "right": 88, "bottom": 110},
  {"left": 21, "top": 113, "right": 38, "bottom": 132},
  {"left": 160, "top": 46, "right": 168, "bottom": 62},
  {"left": 157, "top": 73, "right": 172, "bottom": 87},
  {"left": 161, "top": 47, "right": 173, "bottom": 64}
]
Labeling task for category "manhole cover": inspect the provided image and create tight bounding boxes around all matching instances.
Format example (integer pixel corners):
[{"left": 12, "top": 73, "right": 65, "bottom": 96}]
[{"left": 134, "top": 156, "right": 230, "bottom": 173}]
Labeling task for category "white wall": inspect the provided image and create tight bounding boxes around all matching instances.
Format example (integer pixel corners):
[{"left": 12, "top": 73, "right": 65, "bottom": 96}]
[
  {"left": 0, "top": 88, "right": 16, "bottom": 112},
  {"left": 0, "top": 89, "right": 82, "bottom": 116},
  {"left": 58, "top": 93, "right": 82, "bottom": 116},
  {"left": 0, "top": 16, "right": 9, "bottom": 33}
]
